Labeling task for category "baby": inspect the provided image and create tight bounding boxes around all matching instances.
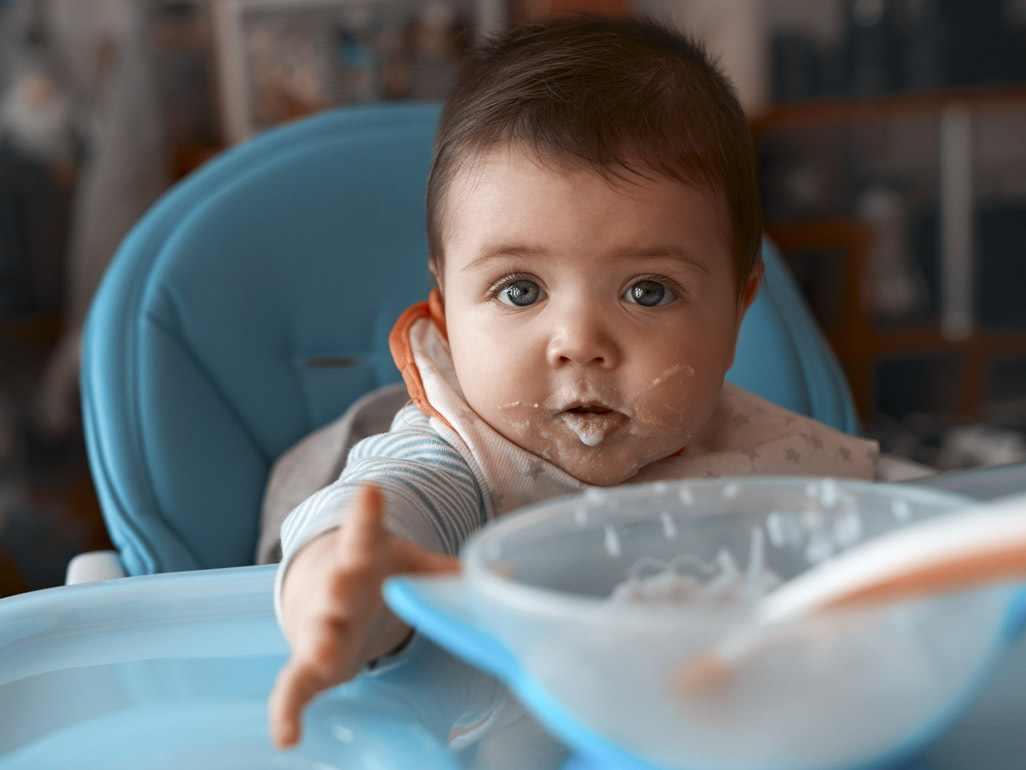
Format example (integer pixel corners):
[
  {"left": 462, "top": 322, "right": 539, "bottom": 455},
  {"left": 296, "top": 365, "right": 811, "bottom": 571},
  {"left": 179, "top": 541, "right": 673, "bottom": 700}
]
[{"left": 268, "top": 14, "right": 878, "bottom": 747}]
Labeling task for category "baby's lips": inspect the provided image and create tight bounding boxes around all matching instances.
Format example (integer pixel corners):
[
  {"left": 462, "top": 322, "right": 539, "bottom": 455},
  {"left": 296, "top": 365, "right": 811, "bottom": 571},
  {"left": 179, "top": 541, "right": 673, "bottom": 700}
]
[{"left": 564, "top": 404, "right": 614, "bottom": 415}]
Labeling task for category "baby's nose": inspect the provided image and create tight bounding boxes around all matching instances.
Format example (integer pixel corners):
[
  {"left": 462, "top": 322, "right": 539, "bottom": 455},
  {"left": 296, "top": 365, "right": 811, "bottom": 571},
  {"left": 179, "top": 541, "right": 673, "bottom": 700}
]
[{"left": 545, "top": 308, "right": 619, "bottom": 368}]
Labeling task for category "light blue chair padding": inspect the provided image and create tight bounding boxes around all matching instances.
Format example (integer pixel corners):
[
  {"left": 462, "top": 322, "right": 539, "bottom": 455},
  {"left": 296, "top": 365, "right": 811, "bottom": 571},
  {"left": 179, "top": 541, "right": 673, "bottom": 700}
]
[
  {"left": 81, "top": 101, "right": 858, "bottom": 577},
  {"left": 730, "top": 238, "right": 859, "bottom": 435},
  {"left": 82, "top": 104, "right": 439, "bottom": 575}
]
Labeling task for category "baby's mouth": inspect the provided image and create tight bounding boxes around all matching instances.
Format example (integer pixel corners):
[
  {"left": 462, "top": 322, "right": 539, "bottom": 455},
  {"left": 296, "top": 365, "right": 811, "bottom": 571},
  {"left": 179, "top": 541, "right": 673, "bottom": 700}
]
[
  {"left": 557, "top": 404, "right": 622, "bottom": 446},
  {"left": 565, "top": 405, "right": 613, "bottom": 415}
]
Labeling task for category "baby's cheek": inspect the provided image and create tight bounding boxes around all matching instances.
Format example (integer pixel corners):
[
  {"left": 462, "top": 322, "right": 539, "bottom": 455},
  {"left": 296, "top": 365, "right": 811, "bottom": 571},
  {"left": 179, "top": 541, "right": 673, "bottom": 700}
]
[
  {"left": 490, "top": 402, "right": 541, "bottom": 440},
  {"left": 629, "top": 373, "right": 701, "bottom": 438}
]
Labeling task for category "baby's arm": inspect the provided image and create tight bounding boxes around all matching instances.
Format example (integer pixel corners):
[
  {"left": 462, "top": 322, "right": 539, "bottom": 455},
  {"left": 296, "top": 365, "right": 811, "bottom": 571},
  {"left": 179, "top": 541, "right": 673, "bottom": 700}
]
[
  {"left": 269, "top": 485, "right": 457, "bottom": 747},
  {"left": 268, "top": 410, "right": 486, "bottom": 747}
]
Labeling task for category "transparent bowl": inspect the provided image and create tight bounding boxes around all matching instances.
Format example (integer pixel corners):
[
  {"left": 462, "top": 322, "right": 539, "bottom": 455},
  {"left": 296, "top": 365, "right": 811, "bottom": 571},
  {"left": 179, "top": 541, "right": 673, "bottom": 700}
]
[{"left": 388, "top": 477, "right": 1026, "bottom": 770}]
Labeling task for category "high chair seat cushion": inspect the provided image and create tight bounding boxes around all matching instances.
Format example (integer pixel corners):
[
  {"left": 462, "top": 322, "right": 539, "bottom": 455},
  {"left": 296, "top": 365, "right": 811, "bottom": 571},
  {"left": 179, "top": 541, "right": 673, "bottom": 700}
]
[
  {"left": 731, "top": 244, "right": 859, "bottom": 435},
  {"left": 82, "top": 104, "right": 439, "bottom": 575},
  {"left": 81, "top": 101, "right": 858, "bottom": 576}
]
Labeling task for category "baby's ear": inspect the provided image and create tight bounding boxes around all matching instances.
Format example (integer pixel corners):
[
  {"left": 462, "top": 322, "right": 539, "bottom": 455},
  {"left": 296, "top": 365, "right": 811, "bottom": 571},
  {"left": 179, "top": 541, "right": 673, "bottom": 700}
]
[
  {"left": 428, "top": 259, "right": 445, "bottom": 302},
  {"left": 727, "top": 261, "right": 763, "bottom": 368},
  {"left": 736, "top": 260, "right": 763, "bottom": 322}
]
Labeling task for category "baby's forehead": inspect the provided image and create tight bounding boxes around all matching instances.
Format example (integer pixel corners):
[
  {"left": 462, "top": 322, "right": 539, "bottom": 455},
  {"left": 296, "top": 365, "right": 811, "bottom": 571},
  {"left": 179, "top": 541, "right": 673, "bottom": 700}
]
[
  {"left": 445, "top": 142, "right": 726, "bottom": 212},
  {"left": 455, "top": 142, "right": 656, "bottom": 182},
  {"left": 436, "top": 144, "right": 734, "bottom": 274}
]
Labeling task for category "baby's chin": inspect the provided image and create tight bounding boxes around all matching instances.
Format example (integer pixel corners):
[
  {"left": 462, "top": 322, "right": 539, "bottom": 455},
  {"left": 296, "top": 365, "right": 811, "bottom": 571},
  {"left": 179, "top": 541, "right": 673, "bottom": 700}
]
[
  {"left": 487, "top": 412, "right": 681, "bottom": 485},
  {"left": 563, "top": 463, "right": 641, "bottom": 487},
  {"left": 537, "top": 442, "right": 657, "bottom": 486}
]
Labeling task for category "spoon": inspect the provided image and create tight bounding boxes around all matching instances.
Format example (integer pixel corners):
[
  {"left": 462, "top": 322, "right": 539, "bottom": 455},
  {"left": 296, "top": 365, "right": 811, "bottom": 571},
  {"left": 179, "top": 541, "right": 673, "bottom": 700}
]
[{"left": 677, "top": 492, "right": 1026, "bottom": 691}]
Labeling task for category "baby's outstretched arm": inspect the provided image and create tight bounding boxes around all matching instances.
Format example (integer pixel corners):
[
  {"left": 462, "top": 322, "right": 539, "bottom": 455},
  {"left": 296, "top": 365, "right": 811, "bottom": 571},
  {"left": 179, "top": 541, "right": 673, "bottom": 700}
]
[{"left": 268, "top": 484, "right": 459, "bottom": 748}]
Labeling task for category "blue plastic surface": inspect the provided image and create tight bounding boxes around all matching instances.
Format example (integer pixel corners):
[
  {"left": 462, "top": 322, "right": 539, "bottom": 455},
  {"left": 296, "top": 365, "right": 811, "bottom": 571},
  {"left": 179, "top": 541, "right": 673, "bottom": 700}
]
[
  {"left": 730, "top": 238, "right": 860, "bottom": 434},
  {"left": 0, "top": 565, "right": 513, "bottom": 770},
  {"left": 81, "top": 103, "right": 442, "bottom": 575}
]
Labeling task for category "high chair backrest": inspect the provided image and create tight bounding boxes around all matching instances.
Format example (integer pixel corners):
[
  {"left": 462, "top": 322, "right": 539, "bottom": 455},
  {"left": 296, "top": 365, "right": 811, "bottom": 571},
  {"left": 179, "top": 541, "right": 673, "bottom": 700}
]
[{"left": 81, "top": 102, "right": 858, "bottom": 576}]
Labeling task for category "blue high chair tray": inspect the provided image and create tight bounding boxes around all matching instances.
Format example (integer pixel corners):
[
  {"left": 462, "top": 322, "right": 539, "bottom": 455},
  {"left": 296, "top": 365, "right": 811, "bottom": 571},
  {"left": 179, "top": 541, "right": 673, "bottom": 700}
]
[{"left": 0, "top": 566, "right": 513, "bottom": 770}]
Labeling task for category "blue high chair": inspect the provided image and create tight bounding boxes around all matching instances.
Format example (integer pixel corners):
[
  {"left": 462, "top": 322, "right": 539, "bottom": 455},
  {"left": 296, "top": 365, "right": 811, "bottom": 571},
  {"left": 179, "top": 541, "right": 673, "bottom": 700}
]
[
  {"left": 8, "top": 101, "right": 1022, "bottom": 770},
  {"left": 77, "top": 100, "right": 858, "bottom": 579}
]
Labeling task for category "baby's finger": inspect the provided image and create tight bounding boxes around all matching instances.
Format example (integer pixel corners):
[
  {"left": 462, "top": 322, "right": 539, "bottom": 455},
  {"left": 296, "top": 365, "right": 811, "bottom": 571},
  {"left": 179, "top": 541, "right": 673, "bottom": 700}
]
[
  {"left": 268, "top": 658, "right": 326, "bottom": 748},
  {"left": 338, "top": 484, "right": 387, "bottom": 560}
]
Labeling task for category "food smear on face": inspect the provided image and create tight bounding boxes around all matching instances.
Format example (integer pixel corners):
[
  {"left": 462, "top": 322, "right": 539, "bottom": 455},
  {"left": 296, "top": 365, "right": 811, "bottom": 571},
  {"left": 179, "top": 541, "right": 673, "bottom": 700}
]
[
  {"left": 559, "top": 410, "right": 615, "bottom": 446},
  {"left": 650, "top": 363, "right": 696, "bottom": 388}
]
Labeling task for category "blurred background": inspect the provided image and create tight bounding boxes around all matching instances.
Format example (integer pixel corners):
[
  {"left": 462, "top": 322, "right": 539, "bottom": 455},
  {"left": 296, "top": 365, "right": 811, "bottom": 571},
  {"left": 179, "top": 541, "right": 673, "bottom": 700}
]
[{"left": 1, "top": 0, "right": 1024, "bottom": 596}]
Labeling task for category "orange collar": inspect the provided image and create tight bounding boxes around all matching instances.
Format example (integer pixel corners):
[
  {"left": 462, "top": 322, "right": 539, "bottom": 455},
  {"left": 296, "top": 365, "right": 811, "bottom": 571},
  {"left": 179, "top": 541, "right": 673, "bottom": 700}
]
[{"left": 388, "top": 288, "right": 448, "bottom": 422}]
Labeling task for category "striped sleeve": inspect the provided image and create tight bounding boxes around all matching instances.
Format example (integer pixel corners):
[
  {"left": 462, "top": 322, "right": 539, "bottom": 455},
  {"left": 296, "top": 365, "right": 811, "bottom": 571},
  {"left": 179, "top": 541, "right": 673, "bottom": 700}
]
[{"left": 274, "top": 407, "right": 486, "bottom": 621}]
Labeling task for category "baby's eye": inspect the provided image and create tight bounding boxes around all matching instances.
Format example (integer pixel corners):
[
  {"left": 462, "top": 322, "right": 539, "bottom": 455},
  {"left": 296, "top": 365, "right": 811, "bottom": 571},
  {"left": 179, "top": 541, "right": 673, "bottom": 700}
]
[
  {"left": 496, "top": 279, "right": 543, "bottom": 307},
  {"left": 624, "top": 279, "right": 673, "bottom": 307}
]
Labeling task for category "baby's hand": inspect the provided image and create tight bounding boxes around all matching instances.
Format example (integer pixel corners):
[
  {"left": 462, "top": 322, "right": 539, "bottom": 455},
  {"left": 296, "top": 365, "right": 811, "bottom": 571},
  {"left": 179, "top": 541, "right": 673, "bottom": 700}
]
[{"left": 268, "top": 484, "right": 458, "bottom": 748}]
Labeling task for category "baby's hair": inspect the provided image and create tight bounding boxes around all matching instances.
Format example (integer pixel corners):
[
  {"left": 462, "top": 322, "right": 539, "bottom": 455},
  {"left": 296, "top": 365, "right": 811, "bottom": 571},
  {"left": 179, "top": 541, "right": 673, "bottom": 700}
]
[{"left": 426, "top": 14, "right": 763, "bottom": 293}]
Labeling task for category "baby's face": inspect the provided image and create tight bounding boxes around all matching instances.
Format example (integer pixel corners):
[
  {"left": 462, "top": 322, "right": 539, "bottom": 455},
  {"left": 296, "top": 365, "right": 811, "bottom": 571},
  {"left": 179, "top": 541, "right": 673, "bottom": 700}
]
[{"left": 437, "top": 146, "right": 756, "bottom": 485}]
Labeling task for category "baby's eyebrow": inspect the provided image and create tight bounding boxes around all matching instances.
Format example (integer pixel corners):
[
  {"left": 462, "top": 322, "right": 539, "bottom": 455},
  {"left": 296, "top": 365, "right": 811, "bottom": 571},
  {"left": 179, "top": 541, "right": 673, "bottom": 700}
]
[
  {"left": 462, "top": 244, "right": 712, "bottom": 274},
  {"left": 463, "top": 244, "right": 546, "bottom": 271},
  {"left": 611, "top": 246, "right": 711, "bottom": 274}
]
